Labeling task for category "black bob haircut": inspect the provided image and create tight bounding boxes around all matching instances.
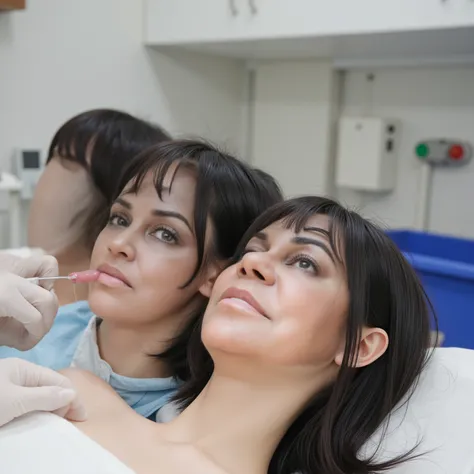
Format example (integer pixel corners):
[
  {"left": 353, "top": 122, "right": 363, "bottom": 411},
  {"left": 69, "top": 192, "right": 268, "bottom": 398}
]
[
  {"left": 47, "top": 108, "right": 170, "bottom": 248},
  {"left": 113, "top": 139, "right": 284, "bottom": 379},
  {"left": 173, "top": 196, "right": 435, "bottom": 474}
]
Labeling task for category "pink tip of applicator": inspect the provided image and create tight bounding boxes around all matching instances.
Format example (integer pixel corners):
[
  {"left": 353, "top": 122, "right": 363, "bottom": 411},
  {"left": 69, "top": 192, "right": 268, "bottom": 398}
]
[{"left": 68, "top": 270, "right": 100, "bottom": 284}]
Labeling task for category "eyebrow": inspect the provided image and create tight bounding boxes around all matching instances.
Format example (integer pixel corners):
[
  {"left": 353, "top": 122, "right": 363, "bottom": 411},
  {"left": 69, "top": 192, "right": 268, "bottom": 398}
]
[
  {"left": 298, "top": 226, "right": 335, "bottom": 262},
  {"left": 292, "top": 237, "right": 335, "bottom": 263},
  {"left": 114, "top": 197, "right": 193, "bottom": 232},
  {"left": 253, "top": 227, "right": 336, "bottom": 263}
]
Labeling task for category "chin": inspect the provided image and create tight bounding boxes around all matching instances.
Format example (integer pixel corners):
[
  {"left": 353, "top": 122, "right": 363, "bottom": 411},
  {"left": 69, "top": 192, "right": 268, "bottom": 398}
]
[
  {"left": 202, "top": 319, "right": 264, "bottom": 356},
  {"left": 88, "top": 288, "right": 130, "bottom": 322},
  {"left": 88, "top": 288, "right": 166, "bottom": 328}
]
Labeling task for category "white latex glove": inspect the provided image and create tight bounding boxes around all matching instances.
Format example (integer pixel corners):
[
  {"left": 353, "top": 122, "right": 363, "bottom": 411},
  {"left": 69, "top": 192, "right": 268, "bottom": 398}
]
[
  {"left": 0, "top": 358, "right": 87, "bottom": 427},
  {"left": 0, "top": 254, "right": 59, "bottom": 350}
]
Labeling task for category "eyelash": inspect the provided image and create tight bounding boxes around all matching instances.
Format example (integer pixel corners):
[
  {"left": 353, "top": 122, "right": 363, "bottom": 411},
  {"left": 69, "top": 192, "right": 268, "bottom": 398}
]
[
  {"left": 151, "top": 226, "right": 179, "bottom": 244},
  {"left": 239, "top": 249, "right": 319, "bottom": 274},
  {"left": 287, "top": 253, "right": 319, "bottom": 274},
  {"left": 108, "top": 213, "right": 128, "bottom": 227},
  {"left": 107, "top": 213, "right": 179, "bottom": 245}
]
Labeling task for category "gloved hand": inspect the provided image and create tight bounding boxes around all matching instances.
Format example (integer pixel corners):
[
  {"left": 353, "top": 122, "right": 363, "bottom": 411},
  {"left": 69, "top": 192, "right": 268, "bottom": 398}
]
[
  {"left": 0, "top": 358, "right": 87, "bottom": 427},
  {"left": 0, "top": 253, "right": 59, "bottom": 350}
]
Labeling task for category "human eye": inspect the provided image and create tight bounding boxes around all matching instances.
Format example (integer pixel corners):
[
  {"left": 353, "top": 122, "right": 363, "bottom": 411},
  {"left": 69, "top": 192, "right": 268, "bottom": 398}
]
[
  {"left": 242, "top": 247, "right": 258, "bottom": 256},
  {"left": 235, "top": 246, "right": 261, "bottom": 261},
  {"left": 151, "top": 226, "right": 179, "bottom": 245},
  {"left": 287, "top": 254, "right": 319, "bottom": 274},
  {"left": 108, "top": 213, "right": 129, "bottom": 227}
]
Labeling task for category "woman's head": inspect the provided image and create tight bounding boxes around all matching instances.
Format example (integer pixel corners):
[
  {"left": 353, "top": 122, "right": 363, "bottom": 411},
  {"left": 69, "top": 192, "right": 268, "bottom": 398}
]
[
  {"left": 28, "top": 109, "right": 170, "bottom": 256},
  {"left": 88, "top": 139, "right": 283, "bottom": 338},
  {"left": 178, "top": 196, "right": 433, "bottom": 474}
]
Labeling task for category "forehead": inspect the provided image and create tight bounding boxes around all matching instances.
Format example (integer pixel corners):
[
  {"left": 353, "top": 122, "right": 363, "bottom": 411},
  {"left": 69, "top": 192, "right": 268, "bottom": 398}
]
[
  {"left": 122, "top": 167, "right": 197, "bottom": 210},
  {"left": 262, "top": 213, "right": 332, "bottom": 238}
]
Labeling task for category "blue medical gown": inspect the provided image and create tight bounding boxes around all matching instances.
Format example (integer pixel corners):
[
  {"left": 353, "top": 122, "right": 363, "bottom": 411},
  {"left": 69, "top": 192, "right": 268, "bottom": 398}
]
[{"left": 0, "top": 301, "right": 180, "bottom": 420}]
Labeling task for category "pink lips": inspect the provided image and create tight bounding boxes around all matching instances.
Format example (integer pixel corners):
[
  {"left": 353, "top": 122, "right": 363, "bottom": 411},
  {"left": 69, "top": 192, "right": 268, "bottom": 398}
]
[
  {"left": 219, "top": 287, "right": 268, "bottom": 319},
  {"left": 95, "top": 264, "right": 132, "bottom": 288}
]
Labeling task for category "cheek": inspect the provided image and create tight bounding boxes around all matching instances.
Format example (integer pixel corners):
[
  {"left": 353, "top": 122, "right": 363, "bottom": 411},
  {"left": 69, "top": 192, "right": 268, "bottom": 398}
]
[
  {"left": 272, "top": 283, "right": 348, "bottom": 366},
  {"left": 29, "top": 167, "right": 98, "bottom": 253},
  {"left": 28, "top": 175, "right": 72, "bottom": 248},
  {"left": 207, "top": 266, "right": 233, "bottom": 299},
  {"left": 138, "top": 245, "right": 197, "bottom": 287},
  {"left": 129, "top": 245, "right": 202, "bottom": 315}
]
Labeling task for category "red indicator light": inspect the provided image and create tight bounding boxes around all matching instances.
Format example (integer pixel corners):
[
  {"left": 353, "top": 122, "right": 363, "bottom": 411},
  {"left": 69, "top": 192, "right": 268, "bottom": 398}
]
[{"left": 449, "top": 145, "right": 464, "bottom": 160}]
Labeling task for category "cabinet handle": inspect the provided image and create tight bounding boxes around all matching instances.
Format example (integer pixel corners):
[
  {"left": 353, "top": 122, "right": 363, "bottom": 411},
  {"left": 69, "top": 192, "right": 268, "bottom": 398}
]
[
  {"left": 229, "top": 0, "right": 238, "bottom": 15},
  {"left": 249, "top": 0, "right": 258, "bottom": 14}
]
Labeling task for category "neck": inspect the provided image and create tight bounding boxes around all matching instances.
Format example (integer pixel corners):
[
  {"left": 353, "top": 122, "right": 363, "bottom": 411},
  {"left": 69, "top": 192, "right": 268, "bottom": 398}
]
[
  {"left": 97, "top": 317, "right": 182, "bottom": 379},
  {"left": 55, "top": 248, "right": 91, "bottom": 306},
  {"left": 164, "top": 365, "right": 326, "bottom": 474}
]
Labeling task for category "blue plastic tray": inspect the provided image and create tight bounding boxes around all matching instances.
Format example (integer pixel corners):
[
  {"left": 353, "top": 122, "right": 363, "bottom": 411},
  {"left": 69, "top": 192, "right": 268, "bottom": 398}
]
[{"left": 387, "top": 230, "right": 474, "bottom": 349}]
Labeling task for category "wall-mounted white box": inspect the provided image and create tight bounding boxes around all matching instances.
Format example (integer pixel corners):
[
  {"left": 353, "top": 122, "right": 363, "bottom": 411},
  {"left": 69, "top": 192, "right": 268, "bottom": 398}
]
[{"left": 335, "top": 117, "right": 399, "bottom": 192}]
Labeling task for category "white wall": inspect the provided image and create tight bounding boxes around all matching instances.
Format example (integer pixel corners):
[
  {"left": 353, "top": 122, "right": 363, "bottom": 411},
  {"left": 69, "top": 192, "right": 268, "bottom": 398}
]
[
  {"left": 251, "top": 60, "right": 340, "bottom": 198},
  {"left": 250, "top": 62, "right": 474, "bottom": 239},
  {"left": 2, "top": 2, "right": 473, "bottom": 244},
  {"left": 339, "top": 67, "right": 474, "bottom": 238},
  {"left": 0, "top": 0, "right": 246, "bottom": 247}
]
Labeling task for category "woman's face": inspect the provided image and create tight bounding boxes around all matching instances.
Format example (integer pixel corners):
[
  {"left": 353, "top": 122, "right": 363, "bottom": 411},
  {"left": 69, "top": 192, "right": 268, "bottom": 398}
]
[
  {"left": 202, "top": 214, "right": 349, "bottom": 372},
  {"left": 28, "top": 156, "right": 99, "bottom": 255},
  {"left": 88, "top": 167, "right": 214, "bottom": 327}
]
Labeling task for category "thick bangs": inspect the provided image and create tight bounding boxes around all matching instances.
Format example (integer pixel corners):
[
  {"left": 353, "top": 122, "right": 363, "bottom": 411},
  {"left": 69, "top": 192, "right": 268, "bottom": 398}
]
[
  {"left": 235, "top": 196, "right": 347, "bottom": 266},
  {"left": 49, "top": 109, "right": 170, "bottom": 196},
  {"left": 47, "top": 117, "right": 92, "bottom": 168},
  {"left": 118, "top": 149, "right": 195, "bottom": 200},
  {"left": 114, "top": 141, "right": 229, "bottom": 288}
]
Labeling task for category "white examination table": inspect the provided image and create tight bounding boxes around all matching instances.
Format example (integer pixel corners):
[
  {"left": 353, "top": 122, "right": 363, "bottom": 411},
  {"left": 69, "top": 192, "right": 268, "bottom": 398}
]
[{"left": 0, "top": 347, "right": 472, "bottom": 473}]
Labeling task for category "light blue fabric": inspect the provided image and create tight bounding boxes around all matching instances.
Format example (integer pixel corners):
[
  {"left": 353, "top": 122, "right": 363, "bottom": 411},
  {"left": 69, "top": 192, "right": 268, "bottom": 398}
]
[
  {"left": 70, "top": 315, "right": 179, "bottom": 419},
  {"left": 0, "top": 300, "right": 92, "bottom": 369},
  {"left": 0, "top": 300, "right": 181, "bottom": 419}
]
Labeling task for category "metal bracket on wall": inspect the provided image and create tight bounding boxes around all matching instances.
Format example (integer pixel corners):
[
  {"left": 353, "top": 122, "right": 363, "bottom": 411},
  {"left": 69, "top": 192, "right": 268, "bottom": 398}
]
[
  {"left": 229, "top": 0, "right": 238, "bottom": 16},
  {"left": 249, "top": 0, "right": 258, "bottom": 14}
]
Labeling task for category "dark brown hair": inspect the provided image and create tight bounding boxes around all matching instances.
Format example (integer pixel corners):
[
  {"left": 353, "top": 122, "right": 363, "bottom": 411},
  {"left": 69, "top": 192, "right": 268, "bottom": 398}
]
[
  {"left": 113, "top": 139, "right": 284, "bottom": 380},
  {"left": 173, "top": 196, "right": 435, "bottom": 474},
  {"left": 47, "top": 108, "right": 170, "bottom": 249}
]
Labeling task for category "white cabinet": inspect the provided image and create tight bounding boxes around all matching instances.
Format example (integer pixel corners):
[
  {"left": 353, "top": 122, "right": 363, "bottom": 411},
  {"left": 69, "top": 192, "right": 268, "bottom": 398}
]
[
  {"left": 239, "top": 0, "right": 474, "bottom": 39},
  {"left": 144, "top": 0, "right": 474, "bottom": 64},
  {"left": 144, "top": 0, "right": 244, "bottom": 45}
]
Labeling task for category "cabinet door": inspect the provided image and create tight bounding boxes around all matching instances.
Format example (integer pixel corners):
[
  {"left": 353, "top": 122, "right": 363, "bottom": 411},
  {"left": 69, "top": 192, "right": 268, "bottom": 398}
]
[
  {"left": 144, "top": 0, "right": 243, "bottom": 45},
  {"left": 240, "top": 0, "right": 474, "bottom": 40},
  {"left": 0, "top": 0, "right": 25, "bottom": 9}
]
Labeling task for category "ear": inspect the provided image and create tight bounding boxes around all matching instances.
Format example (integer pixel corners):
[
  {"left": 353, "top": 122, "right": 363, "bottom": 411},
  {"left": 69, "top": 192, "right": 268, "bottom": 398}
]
[
  {"left": 334, "top": 327, "right": 389, "bottom": 368},
  {"left": 198, "top": 260, "right": 227, "bottom": 298}
]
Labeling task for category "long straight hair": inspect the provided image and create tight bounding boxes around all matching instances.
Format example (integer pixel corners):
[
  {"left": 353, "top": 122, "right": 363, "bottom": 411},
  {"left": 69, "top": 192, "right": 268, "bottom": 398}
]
[
  {"left": 114, "top": 139, "right": 283, "bottom": 380},
  {"left": 174, "top": 196, "right": 435, "bottom": 474}
]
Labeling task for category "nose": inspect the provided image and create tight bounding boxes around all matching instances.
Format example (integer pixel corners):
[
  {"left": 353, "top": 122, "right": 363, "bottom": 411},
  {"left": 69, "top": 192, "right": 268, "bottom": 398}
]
[
  {"left": 107, "top": 232, "right": 135, "bottom": 261},
  {"left": 237, "top": 252, "right": 275, "bottom": 285}
]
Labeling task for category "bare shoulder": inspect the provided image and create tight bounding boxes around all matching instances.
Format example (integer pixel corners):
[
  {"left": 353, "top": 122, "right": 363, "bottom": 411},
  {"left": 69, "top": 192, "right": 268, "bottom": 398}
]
[
  {"left": 59, "top": 368, "right": 131, "bottom": 421},
  {"left": 59, "top": 370, "right": 230, "bottom": 474},
  {"left": 59, "top": 368, "right": 118, "bottom": 399},
  {"left": 60, "top": 367, "right": 111, "bottom": 389}
]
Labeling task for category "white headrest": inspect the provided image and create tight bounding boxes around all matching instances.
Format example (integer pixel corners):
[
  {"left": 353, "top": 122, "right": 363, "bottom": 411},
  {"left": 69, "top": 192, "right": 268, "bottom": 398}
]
[{"left": 367, "top": 348, "right": 474, "bottom": 473}]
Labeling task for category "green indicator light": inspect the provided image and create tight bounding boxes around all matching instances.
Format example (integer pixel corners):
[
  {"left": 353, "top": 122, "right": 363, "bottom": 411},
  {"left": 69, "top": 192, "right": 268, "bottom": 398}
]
[{"left": 416, "top": 143, "right": 429, "bottom": 158}]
